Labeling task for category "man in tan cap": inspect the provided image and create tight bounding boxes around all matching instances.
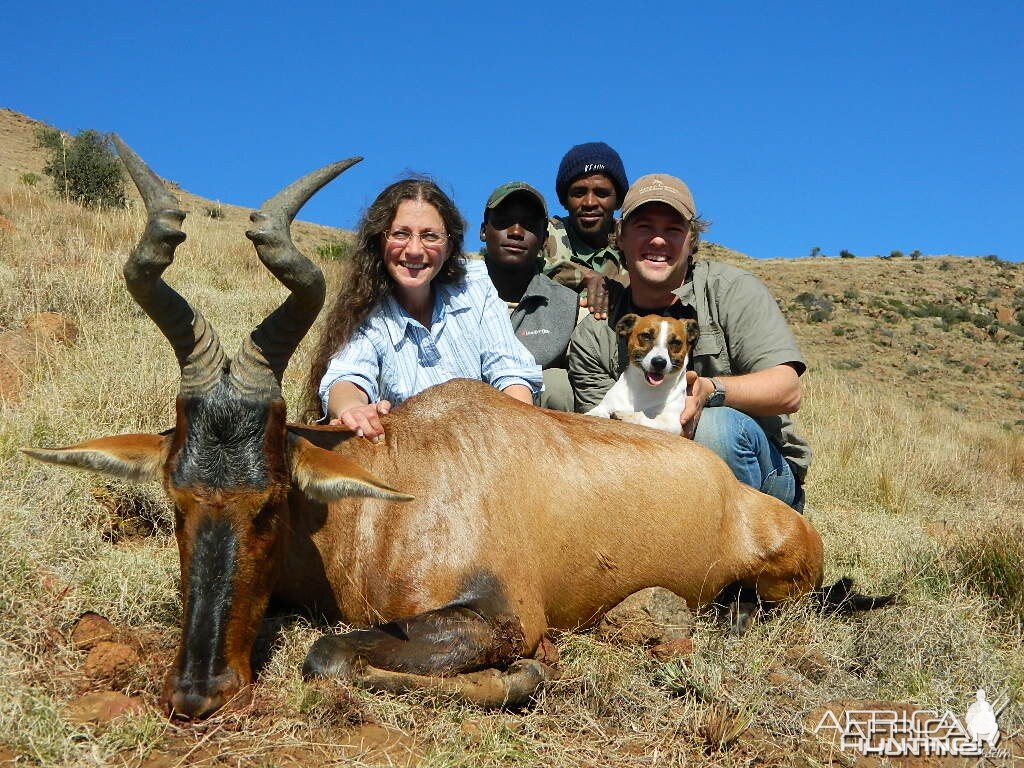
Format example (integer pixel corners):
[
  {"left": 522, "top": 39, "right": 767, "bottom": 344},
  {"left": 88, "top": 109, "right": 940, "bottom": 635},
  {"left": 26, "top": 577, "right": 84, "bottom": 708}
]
[{"left": 568, "top": 174, "right": 811, "bottom": 510}]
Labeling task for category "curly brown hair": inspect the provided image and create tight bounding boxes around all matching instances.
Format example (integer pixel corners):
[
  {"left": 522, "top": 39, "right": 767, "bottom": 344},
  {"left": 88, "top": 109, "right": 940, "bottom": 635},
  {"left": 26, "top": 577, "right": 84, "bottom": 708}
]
[{"left": 301, "top": 178, "right": 467, "bottom": 421}]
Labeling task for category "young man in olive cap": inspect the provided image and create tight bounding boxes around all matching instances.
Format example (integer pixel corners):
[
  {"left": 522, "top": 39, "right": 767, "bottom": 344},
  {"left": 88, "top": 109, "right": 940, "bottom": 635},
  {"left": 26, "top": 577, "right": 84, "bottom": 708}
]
[
  {"left": 568, "top": 174, "right": 811, "bottom": 510},
  {"left": 482, "top": 182, "right": 579, "bottom": 411},
  {"left": 545, "top": 141, "right": 630, "bottom": 319}
]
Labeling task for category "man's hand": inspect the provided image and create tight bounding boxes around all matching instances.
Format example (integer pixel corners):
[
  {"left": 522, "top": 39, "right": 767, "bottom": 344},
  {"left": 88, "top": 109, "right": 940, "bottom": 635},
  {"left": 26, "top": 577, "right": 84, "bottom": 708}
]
[
  {"left": 578, "top": 271, "right": 610, "bottom": 319},
  {"left": 679, "top": 373, "right": 715, "bottom": 439},
  {"left": 330, "top": 400, "right": 392, "bottom": 443}
]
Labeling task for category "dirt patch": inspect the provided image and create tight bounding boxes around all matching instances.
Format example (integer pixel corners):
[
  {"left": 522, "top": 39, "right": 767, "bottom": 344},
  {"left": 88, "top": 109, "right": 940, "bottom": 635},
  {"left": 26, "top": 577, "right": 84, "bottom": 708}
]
[
  {"left": 0, "top": 311, "right": 78, "bottom": 401},
  {"left": 65, "top": 691, "right": 147, "bottom": 724}
]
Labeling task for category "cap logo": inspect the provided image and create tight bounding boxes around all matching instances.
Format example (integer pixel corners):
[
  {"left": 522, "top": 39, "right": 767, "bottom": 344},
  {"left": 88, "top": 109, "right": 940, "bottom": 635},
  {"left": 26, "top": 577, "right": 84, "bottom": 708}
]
[
  {"left": 583, "top": 163, "right": 606, "bottom": 173},
  {"left": 638, "top": 179, "right": 670, "bottom": 194}
]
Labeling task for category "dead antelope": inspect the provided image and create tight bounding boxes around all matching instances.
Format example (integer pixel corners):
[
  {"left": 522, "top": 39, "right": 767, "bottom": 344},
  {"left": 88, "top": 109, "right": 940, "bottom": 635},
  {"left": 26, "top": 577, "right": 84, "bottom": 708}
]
[{"left": 24, "top": 139, "right": 887, "bottom": 719}]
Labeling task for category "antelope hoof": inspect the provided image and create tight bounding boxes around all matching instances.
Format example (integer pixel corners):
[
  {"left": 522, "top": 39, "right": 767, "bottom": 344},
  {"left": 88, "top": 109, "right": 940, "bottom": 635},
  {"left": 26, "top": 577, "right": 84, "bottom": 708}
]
[{"left": 302, "top": 634, "right": 365, "bottom": 681}]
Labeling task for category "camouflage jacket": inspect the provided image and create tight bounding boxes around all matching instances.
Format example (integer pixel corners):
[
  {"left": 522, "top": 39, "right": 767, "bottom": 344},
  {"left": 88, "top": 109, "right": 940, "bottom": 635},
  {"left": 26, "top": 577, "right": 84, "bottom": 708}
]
[{"left": 542, "top": 216, "right": 626, "bottom": 291}]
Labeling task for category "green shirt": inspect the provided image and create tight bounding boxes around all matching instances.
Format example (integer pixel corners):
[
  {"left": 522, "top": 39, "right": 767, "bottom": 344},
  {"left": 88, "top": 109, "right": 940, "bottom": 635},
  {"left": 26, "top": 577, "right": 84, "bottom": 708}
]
[
  {"left": 543, "top": 216, "right": 626, "bottom": 291},
  {"left": 568, "top": 259, "right": 812, "bottom": 481}
]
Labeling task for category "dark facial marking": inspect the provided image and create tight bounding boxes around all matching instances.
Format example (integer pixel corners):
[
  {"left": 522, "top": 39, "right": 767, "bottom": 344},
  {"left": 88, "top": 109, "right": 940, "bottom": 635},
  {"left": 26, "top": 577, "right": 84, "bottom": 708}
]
[{"left": 179, "top": 515, "right": 238, "bottom": 690}]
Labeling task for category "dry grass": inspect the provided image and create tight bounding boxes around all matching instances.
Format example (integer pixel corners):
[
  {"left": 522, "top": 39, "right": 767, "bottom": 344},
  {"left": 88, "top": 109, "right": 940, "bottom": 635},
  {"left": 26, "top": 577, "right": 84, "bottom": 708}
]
[{"left": 1, "top": 188, "right": 1022, "bottom": 766}]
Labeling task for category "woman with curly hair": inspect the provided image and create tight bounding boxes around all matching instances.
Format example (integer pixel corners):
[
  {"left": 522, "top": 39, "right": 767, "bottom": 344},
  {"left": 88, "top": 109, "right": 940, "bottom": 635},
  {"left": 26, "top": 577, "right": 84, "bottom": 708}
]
[{"left": 303, "top": 178, "right": 541, "bottom": 441}]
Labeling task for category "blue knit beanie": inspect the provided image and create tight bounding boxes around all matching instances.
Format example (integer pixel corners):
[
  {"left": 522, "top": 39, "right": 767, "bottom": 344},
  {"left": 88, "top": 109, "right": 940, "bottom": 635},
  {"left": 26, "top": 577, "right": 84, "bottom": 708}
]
[{"left": 555, "top": 142, "right": 628, "bottom": 209}]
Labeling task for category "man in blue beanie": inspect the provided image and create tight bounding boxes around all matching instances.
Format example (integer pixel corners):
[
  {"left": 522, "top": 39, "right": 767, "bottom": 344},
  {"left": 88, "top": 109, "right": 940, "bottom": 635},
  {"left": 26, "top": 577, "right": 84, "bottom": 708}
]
[{"left": 545, "top": 142, "right": 629, "bottom": 319}]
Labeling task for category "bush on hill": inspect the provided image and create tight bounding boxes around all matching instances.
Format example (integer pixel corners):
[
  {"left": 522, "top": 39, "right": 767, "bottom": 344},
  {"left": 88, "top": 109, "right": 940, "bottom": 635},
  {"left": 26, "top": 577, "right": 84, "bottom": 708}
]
[{"left": 35, "top": 127, "right": 126, "bottom": 209}]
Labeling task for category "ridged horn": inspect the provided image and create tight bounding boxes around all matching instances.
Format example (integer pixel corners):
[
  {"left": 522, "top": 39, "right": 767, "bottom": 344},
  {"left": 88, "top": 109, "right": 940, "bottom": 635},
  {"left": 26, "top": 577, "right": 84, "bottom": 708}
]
[
  {"left": 114, "top": 135, "right": 226, "bottom": 397},
  {"left": 230, "top": 157, "right": 362, "bottom": 400}
]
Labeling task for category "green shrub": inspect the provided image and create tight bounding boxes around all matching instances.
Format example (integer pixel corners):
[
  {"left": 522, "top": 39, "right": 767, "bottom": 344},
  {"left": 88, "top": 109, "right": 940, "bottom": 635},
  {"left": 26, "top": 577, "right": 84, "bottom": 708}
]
[
  {"left": 937, "top": 260, "right": 951, "bottom": 271},
  {"left": 909, "top": 249, "right": 922, "bottom": 260},
  {"left": 316, "top": 239, "right": 353, "bottom": 261},
  {"left": 808, "top": 246, "right": 821, "bottom": 257},
  {"left": 839, "top": 249, "right": 855, "bottom": 259},
  {"left": 205, "top": 205, "right": 225, "bottom": 219},
  {"left": 889, "top": 250, "right": 904, "bottom": 259},
  {"left": 18, "top": 172, "right": 40, "bottom": 187},
  {"left": 35, "top": 127, "right": 126, "bottom": 208}
]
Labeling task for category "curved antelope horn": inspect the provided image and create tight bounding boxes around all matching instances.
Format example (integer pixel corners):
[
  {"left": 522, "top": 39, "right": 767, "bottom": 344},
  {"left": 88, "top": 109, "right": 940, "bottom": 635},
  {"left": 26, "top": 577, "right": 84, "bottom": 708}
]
[
  {"left": 113, "top": 135, "right": 226, "bottom": 397},
  {"left": 230, "top": 157, "right": 362, "bottom": 400}
]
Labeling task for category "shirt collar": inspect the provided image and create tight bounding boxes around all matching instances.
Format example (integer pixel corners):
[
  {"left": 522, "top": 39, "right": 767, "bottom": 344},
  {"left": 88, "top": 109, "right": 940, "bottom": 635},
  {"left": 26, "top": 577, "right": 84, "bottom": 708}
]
[{"left": 380, "top": 279, "right": 473, "bottom": 345}]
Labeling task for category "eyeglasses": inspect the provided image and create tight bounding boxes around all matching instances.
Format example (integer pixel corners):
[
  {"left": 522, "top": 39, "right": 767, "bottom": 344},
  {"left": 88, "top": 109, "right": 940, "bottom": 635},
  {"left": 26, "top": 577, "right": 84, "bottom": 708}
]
[{"left": 385, "top": 229, "right": 449, "bottom": 248}]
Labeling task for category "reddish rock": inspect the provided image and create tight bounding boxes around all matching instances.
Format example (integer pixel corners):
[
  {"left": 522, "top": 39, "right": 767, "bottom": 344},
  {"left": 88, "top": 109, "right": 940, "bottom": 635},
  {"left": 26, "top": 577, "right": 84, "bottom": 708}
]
[
  {"left": 995, "top": 305, "right": 1015, "bottom": 324},
  {"left": 532, "top": 634, "right": 560, "bottom": 666},
  {"left": 71, "top": 612, "right": 116, "bottom": 650},
  {"left": 0, "top": 215, "right": 14, "bottom": 234},
  {"left": 650, "top": 636, "right": 694, "bottom": 661},
  {"left": 83, "top": 641, "right": 140, "bottom": 686},
  {"left": 65, "top": 691, "right": 146, "bottom": 724},
  {"left": 785, "top": 644, "right": 830, "bottom": 681},
  {"left": 597, "top": 587, "right": 694, "bottom": 646}
]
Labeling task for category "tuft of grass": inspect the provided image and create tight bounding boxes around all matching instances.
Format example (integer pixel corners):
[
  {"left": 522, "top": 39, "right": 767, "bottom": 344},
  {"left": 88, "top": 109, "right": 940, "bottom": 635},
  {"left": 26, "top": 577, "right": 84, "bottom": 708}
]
[{"left": 940, "top": 521, "right": 1024, "bottom": 627}]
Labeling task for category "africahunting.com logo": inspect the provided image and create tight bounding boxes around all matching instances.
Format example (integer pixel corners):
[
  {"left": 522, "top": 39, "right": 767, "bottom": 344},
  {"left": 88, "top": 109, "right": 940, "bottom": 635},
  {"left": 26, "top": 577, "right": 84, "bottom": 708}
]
[{"left": 814, "top": 690, "right": 1010, "bottom": 758}]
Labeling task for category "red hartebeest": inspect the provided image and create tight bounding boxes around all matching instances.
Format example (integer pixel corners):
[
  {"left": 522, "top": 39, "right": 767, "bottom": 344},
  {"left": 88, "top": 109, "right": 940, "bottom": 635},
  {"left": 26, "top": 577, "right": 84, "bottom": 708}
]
[{"left": 24, "top": 140, "right": 886, "bottom": 719}]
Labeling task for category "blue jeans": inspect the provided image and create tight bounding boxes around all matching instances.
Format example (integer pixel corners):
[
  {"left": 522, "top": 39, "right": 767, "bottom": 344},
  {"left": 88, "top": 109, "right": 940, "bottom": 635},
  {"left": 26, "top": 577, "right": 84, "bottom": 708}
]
[{"left": 693, "top": 407, "right": 802, "bottom": 511}]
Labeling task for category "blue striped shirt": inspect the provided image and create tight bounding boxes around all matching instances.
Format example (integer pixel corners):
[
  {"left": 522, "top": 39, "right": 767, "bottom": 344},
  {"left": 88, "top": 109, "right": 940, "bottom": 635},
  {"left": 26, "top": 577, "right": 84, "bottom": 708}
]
[{"left": 319, "top": 260, "right": 543, "bottom": 412}]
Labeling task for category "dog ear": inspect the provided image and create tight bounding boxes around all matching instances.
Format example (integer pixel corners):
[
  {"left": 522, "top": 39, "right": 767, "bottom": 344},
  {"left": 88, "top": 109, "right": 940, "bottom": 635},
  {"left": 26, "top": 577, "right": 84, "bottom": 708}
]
[
  {"left": 615, "top": 314, "right": 639, "bottom": 337},
  {"left": 684, "top": 319, "right": 700, "bottom": 345}
]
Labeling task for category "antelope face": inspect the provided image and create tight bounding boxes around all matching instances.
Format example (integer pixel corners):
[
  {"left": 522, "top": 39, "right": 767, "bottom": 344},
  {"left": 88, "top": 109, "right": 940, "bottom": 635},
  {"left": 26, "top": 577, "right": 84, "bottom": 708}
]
[{"left": 160, "top": 389, "right": 291, "bottom": 718}]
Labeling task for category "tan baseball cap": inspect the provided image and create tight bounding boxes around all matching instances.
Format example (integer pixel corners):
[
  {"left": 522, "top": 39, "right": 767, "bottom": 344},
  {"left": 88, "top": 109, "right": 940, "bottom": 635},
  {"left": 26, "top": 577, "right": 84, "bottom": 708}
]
[{"left": 620, "top": 174, "right": 696, "bottom": 222}]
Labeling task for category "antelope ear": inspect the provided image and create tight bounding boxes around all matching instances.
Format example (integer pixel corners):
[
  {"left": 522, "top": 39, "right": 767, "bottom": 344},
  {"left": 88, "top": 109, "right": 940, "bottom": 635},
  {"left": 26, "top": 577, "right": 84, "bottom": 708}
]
[
  {"left": 287, "top": 433, "right": 414, "bottom": 503},
  {"left": 21, "top": 433, "right": 171, "bottom": 482}
]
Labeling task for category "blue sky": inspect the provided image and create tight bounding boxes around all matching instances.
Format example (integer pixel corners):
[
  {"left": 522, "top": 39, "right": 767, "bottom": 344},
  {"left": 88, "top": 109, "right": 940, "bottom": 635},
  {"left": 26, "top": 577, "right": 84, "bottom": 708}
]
[{"left": 5, "top": 1, "right": 1022, "bottom": 260}]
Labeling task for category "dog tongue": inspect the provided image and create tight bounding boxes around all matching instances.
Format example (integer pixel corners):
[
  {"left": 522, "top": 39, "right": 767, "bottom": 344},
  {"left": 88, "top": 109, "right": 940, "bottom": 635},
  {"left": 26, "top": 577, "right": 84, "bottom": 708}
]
[{"left": 645, "top": 372, "right": 665, "bottom": 386}]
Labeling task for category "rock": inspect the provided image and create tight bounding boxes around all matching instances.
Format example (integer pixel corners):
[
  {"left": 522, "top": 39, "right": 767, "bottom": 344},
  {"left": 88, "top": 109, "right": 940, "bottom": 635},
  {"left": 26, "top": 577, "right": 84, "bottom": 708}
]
[
  {"left": 65, "top": 691, "right": 146, "bottom": 724},
  {"left": 995, "top": 305, "right": 1015, "bottom": 324},
  {"left": 83, "top": 641, "right": 140, "bottom": 686},
  {"left": 71, "top": 612, "right": 116, "bottom": 651},
  {"left": 784, "top": 644, "right": 830, "bottom": 681},
  {"left": 992, "top": 328, "right": 1011, "bottom": 343},
  {"left": 597, "top": 587, "right": 694, "bottom": 646},
  {"left": 459, "top": 719, "right": 483, "bottom": 741},
  {"left": 532, "top": 634, "right": 560, "bottom": 666},
  {"left": 650, "top": 636, "right": 694, "bottom": 661}
]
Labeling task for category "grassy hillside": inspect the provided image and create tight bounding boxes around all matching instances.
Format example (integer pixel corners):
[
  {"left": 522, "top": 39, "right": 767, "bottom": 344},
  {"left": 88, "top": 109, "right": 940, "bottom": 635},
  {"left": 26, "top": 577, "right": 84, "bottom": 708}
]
[{"left": 0, "top": 109, "right": 1022, "bottom": 766}]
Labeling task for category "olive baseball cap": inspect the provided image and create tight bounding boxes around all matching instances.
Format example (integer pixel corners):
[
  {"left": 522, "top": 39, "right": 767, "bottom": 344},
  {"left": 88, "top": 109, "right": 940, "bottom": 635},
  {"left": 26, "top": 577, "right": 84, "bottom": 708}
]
[
  {"left": 484, "top": 181, "right": 548, "bottom": 219},
  {"left": 620, "top": 174, "right": 696, "bottom": 222}
]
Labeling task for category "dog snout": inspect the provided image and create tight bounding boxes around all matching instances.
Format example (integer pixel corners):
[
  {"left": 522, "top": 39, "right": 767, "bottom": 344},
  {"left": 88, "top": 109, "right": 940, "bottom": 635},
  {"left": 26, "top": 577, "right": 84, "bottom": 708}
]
[{"left": 650, "top": 356, "right": 668, "bottom": 372}]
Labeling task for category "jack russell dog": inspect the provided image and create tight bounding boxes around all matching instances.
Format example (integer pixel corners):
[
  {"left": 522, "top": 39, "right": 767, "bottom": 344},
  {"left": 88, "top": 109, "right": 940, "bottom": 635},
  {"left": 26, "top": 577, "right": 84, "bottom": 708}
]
[{"left": 586, "top": 313, "right": 700, "bottom": 435}]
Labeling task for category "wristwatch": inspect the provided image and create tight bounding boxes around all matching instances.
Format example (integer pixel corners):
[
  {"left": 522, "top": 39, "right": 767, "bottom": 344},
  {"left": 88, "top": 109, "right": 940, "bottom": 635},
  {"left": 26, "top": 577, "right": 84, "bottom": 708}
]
[{"left": 705, "top": 377, "right": 727, "bottom": 408}]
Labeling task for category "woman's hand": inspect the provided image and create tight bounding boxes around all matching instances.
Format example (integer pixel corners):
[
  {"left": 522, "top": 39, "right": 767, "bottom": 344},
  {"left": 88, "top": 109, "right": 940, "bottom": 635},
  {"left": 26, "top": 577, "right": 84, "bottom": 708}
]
[{"left": 330, "top": 400, "right": 392, "bottom": 443}]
